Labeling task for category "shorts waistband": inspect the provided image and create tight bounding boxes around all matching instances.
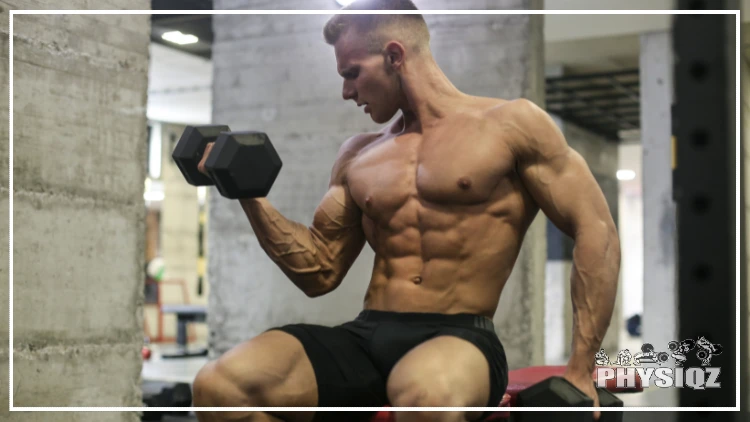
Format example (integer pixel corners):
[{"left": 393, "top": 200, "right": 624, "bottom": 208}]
[{"left": 355, "top": 310, "right": 495, "bottom": 332}]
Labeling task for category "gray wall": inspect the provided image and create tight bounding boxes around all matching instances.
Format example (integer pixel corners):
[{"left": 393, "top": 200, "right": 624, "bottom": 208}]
[
  {"left": 640, "top": 32, "right": 676, "bottom": 400},
  {"left": 209, "top": 0, "right": 547, "bottom": 369},
  {"left": 1, "top": 1, "right": 150, "bottom": 417}
]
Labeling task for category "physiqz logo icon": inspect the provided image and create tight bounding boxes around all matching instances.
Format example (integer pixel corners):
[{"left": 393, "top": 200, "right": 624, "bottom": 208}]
[{"left": 594, "top": 336, "right": 723, "bottom": 390}]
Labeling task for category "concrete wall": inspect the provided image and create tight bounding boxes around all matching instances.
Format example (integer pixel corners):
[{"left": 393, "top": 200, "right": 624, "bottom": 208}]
[
  {"left": 1, "top": 0, "right": 150, "bottom": 417},
  {"left": 639, "top": 33, "right": 677, "bottom": 401},
  {"left": 208, "top": 0, "right": 547, "bottom": 369}
]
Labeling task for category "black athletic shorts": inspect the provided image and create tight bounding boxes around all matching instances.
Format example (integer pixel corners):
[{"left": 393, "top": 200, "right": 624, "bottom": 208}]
[{"left": 269, "top": 310, "right": 508, "bottom": 422}]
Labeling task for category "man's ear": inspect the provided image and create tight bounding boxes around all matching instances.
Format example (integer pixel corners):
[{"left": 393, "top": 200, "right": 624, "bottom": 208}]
[{"left": 384, "top": 41, "right": 405, "bottom": 68}]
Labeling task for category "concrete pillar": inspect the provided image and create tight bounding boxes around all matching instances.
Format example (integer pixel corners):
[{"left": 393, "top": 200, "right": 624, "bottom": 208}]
[
  {"left": 640, "top": 31, "right": 677, "bottom": 357},
  {"left": 639, "top": 30, "right": 677, "bottom": 409},
  {"left": 209, "top": 1, "right": 546, "bottom": 368},
  {"left": 1, "top": 2, "right": 149, "bottom": 418}
]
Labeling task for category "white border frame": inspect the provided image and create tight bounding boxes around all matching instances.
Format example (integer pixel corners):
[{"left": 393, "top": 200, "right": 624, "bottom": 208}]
[{"left": 7, "top": 8, "right": 741, "bottom": 413}]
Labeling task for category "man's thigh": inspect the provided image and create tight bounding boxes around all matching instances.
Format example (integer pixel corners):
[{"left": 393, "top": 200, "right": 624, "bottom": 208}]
[
  {"left": 386, "top": 335, "right": 496, "bottom": 419},
  {"left": 194, "top": 329, "right": 317, "bottom": 422},
  {"left": 271, "top": 322, "right": 388, "bottom": 421}
]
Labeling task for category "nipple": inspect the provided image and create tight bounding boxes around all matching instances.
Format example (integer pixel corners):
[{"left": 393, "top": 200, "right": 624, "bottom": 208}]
[
  {"left": 365, "top": 196, "right": 373, "bottom": 207},
  {"left": 412, "top": 276, "right": 422, "bottom": 285},
  {"left": 457, "top": 177, "right": 472, "bottom": 190}
]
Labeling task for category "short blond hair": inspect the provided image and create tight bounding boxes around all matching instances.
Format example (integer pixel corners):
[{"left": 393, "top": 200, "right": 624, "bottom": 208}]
[{"left": 323, "top": 0, "right": 430, "bottom": 55}]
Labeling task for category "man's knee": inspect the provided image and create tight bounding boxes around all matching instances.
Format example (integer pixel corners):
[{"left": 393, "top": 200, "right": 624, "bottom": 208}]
[
  {"left": 389, "top": 377, "right": 467, "bottom": 422},
  {"left": 387, "top": 372, "right": 461, "bottom": 408},
  {"left": 387, "top": 369, "right": 487, "bottom": 421},
  {"left": 193, "top": 360, "right": 270, "bottom": 408},
  {"left": 193, "top": 331, "right": 317, "bottom": 410}
]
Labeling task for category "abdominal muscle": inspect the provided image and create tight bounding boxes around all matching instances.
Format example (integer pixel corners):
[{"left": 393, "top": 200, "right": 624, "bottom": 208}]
[{"left": 361, "top": 201, "right": 527, "bottom": 318}]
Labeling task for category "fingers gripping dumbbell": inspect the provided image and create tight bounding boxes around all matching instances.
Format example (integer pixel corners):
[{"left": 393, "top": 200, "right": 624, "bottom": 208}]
[
  {"left": 512, "top": 376, "right": 624, "bottom": 422},
  {"left": 171, "top": 125, "right": 283, "bottom": 199}
]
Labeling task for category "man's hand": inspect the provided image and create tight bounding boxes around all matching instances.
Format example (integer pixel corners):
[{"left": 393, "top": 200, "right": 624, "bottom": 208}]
[
  {"left": 197, "top": 142, "right": 216, "bottom": 176},
  {"left": 562, "top": 371, "right": 600, "bottom": 421}
]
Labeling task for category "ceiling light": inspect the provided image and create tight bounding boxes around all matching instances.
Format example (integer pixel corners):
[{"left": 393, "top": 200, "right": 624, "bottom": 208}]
[
  {"left": 336, "top": 0, "right": 356, "bottom": 6},
  {"left": 617, "top": 169, "right": 636, "bottom": 181},
  {"left": 161, "top": 30, "right": 199, "bottom": 45}
]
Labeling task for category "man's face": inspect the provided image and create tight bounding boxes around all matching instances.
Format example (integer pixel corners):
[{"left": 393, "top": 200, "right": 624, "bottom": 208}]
[{"left": 334, "top": 30, "right": 401, "bottom": 124}]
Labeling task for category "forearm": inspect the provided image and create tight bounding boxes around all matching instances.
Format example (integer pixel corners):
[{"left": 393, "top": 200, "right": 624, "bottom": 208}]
[
  {"left": 568, "top": 221, "right": 621, "bottom": 374},
  {"left": 239, "top": 198, "right": 334, "bottom": 296}
]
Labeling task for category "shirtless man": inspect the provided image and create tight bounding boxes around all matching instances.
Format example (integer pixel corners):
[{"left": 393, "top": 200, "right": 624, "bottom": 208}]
[{"left": 191, "top": 1, "right": 620, "bottom": 421}]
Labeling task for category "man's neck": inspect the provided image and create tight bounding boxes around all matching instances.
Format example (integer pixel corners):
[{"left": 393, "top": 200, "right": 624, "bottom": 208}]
[{"left": 398, "top": 55, "right": 464, "bottom": 132}]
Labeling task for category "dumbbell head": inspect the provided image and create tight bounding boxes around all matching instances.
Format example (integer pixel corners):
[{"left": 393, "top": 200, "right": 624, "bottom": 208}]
[
  {"left": 204, "top": 131, "right": 283, "bottom": 199},
  {"left": 596, "top": 388, "right": 624, "bottom": 422},
  {"left": 512, "top": 377, "right": 594, "bottom": 422},
  {"left": 516, "top": 376, "right": 594, "bottom": 407},
  {"left": 172, "top": 125, "right": 230, "bottom": 186}
]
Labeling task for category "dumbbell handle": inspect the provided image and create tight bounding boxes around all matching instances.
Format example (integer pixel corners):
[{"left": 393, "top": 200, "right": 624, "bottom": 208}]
[
  {"left": 196, "top": 142, "right": 217, "bottom": 182},
  {"left": 173, "top": 125, "right": 282, "bottom": 199},
  {"left": 172, "top": 125, "right": 231, "bottom": 187}
]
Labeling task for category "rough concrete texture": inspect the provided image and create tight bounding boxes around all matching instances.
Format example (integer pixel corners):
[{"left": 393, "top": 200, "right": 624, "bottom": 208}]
[
  {"left": 12, "top": 195, "right": 143, "bottom": 345},
  {"left": 13, "top": 344, "right": 142, "bottom": 406},
  {"left": 210, "top": 0, "right": 546, "bottom": 369},
  {"left": 1, "top": 0, "right": 150, "bottom": 413}
]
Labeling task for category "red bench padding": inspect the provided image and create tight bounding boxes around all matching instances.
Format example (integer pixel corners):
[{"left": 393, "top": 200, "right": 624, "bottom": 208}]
[{"left": 369, "top": 365, "right": 643, "bottom": 421}]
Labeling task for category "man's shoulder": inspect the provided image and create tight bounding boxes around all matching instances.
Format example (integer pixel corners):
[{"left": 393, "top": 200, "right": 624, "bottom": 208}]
[
  {"left": 461, "top": 96, "right": 545, "bottom": 133},
  {"left": 330, "top": 132, "right": 381, "bottom": 185},
  {"left": 482, "top": 97, "right": 543, "bottom": 124},
  {"left": 488, "top": 98, "right": 570, "bottom": 161},
  {"left": 472, "top": 97, "right": 561, "bottom": 159},
  {"left": 340, "top": 131, "right": 381, "bottom": 155},
  {"left": 337, "top": 132, "right": 381, "bottom": 165}
]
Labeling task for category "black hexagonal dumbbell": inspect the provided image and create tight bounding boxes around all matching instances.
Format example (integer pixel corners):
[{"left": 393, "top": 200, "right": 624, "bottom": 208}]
[
  {"left": 511, "top": 376, "right": 623, "bottom": 422},
  {"left": 204, "top": 131, "right": 283, "bottom": 199},
  {"left": 171, "top": 125, "right": 283, "bottom": 199},
  {"left": 171, "top": 125, "right": 230, "bottom": 187}
]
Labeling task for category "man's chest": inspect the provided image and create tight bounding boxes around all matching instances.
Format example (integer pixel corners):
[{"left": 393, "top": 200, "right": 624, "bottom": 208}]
[{"left": 345, "top": 126, "right": 517, "bottom": 214}]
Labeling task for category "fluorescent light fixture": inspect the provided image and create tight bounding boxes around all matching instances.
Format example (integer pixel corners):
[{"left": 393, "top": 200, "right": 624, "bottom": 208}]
[
  {"left": 161, "top": 30, "right": 199, "bottom": 45},
  {"left": 336, "top": 0, "right": 356, "bottom": 6},
  {"left": 616, "top": 169, "right": 636, "bottom": 181}
]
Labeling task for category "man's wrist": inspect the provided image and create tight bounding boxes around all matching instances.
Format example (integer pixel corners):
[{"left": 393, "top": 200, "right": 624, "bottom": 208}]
[{"left": 566, "top": 348, "right": 597, "bottom": 375}]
